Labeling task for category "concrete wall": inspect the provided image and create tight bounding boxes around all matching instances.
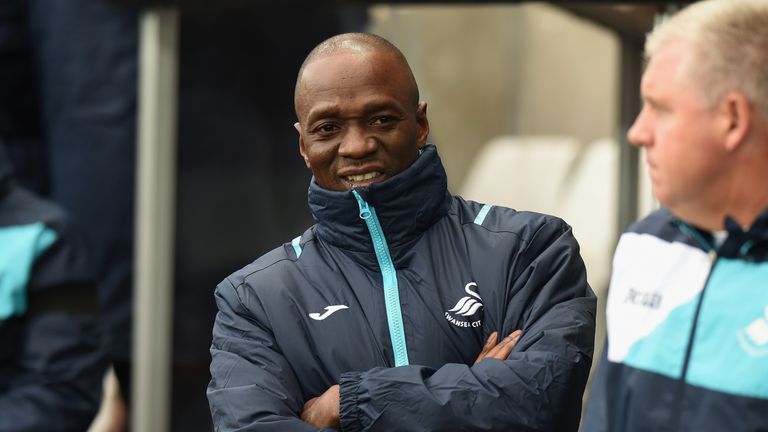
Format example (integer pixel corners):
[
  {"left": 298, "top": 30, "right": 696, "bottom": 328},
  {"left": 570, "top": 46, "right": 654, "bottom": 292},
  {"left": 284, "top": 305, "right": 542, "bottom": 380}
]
[{"left": 369, "top": 3, "right": 619, "bottom": 190}]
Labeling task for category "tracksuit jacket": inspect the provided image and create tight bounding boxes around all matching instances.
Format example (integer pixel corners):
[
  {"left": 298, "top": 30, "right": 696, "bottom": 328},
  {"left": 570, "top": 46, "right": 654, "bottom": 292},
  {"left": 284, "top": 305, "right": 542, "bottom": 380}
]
[
  {"left": 584, "top": 207, "right": 768, "bottom": 431},
  {"left": 0, "top": 147, "right": 105, "bottom": 431},
  {"left": 208, "top": 145, "right": 596, "bottom": 431}
]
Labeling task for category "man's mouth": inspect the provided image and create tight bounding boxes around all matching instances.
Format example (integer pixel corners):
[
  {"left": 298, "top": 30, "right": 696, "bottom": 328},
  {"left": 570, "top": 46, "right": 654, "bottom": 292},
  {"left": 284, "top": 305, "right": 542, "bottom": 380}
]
[{"left": 345, "top": 171, "right": 382, "bottom": 182}]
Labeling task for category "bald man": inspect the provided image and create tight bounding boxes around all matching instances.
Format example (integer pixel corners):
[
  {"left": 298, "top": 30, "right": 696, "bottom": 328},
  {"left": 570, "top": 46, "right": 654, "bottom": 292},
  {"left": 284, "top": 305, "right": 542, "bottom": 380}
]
[{"left": 207, "top": 33, "right": 595, "bottom": 431}]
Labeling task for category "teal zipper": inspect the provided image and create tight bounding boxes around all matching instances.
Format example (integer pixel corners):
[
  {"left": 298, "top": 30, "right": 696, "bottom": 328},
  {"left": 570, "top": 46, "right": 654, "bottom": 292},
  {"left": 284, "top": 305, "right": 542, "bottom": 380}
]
[{"left": 352, "top": 190, "right": 410, "bottom": 367}]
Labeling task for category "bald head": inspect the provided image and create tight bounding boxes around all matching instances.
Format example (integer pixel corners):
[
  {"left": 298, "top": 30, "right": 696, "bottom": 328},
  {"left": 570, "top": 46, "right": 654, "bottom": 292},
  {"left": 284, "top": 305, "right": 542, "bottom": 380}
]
[{"left": 294, "top": 33, "right": 420, "bottom": 120}]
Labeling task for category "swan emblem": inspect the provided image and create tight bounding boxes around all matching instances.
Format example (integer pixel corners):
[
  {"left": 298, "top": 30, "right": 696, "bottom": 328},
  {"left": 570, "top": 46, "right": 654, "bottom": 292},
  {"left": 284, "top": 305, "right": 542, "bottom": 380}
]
[{"left": 447, "top": 282, "right": 483, "bottom": 317}]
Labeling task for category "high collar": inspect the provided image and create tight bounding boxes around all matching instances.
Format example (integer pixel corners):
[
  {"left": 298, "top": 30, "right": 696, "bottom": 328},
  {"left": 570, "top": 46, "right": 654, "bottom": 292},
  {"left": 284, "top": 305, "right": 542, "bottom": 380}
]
[
  {"left": 719, "top": 209, "right": 768, "bottom": 261},
  {"left": 308, "top": 145, "right": 452, "bottom": 266},
  {"left": 672, "top": 207, "right": 768, "bottom": 261}
]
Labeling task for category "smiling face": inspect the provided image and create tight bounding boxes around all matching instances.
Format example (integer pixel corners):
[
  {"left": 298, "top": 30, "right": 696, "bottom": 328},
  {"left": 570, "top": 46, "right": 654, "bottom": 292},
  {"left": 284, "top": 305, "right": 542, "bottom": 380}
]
[
  {"left": 627, "top": 38, "right": 730, "bottom": 218},
  {"left": 294, "top": 50, "right": 429, "bottom": 191}
]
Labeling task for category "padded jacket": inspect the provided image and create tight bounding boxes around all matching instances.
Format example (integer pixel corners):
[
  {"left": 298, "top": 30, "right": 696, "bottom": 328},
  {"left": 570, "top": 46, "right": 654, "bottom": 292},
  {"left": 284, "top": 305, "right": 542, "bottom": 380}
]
[
  {"left": 584, "top": 208, "right": 768, "bottom": 432},
  {"left": 208, "top": 145, "right": 596, "bottom": 431}
]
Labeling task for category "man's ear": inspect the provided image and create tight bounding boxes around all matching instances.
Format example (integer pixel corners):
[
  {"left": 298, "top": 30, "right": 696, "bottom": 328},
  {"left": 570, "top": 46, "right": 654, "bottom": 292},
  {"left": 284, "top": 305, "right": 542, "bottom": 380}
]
[
  {"left": 416, "top": 101, "right": 430, "bottom": 149},
  {"left": 722, "top": 92, "right": 753, "bottom": 152},
  {"left": 295, "top": 122, "right": 310, "bottom": 168}
]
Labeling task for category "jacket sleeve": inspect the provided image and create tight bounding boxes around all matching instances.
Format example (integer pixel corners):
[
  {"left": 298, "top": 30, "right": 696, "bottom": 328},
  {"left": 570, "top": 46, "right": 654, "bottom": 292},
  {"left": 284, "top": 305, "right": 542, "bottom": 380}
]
[
  {"left": 581, "top": 340, "right": 610, "bottom": 432},
  {"left": 0, "top": 308, "right": 105, "bottom": 432},
  {"left": 339, "top": 219, "right": 596, "bottom": 432},
  {"left": 0, "top": 230, "right": 106, "bottom": 432},
  {"left": 207, "top": 278, "right": 336, "bottom": 432}
]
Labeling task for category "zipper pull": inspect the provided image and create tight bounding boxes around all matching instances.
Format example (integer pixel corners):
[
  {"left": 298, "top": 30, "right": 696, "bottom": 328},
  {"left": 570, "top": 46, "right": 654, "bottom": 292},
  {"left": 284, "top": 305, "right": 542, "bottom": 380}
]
[
  {"left": 352, "top": 190, "right": 372, "bottom": 220},
  {"left": 739, "top": 239, "right": 754, "bottom": 259}
]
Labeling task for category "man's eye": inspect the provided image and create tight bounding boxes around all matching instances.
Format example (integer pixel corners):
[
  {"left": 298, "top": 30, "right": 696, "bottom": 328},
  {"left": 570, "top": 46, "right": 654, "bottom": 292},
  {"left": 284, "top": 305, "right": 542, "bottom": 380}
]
[
  {"left": 314, "top": 124, "right": 339, "bottom": 133},
  {"left": 371, "top": 116, "right": 396, "bottom": 126},
  {"left": 645, "top": 100, "right": 668, "bottom": 114}
]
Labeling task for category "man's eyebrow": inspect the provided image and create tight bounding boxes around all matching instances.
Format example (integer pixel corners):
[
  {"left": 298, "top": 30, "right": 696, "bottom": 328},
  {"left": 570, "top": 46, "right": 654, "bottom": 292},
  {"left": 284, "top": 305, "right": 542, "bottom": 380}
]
[
  {"left": 642, "top": 94, "right": 665, "bottom": 109},
  {"left": 306, "top": 105, "right": 342, "bottom": 123},
  {"left": 359, "top": 99, "right": 403, "bottom": 114},
  {"left": 306, "top": 99, "right": 405, "bottom": 124}
]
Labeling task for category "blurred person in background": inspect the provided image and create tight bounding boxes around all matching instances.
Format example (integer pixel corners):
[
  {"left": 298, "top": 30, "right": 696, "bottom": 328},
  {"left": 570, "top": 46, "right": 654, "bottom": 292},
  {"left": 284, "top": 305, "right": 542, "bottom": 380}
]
[
  {"left": 208, "top": 32, "right": 596, "bottom": 431},
  {"left": 0, "top": 0, "right": 137, "bottom": 410},
  {"left": 0, "top": 142, "right": 107, "bottom": 431},
  {"left": 583, "top": 1, "right": 768, "bottom": 430}
]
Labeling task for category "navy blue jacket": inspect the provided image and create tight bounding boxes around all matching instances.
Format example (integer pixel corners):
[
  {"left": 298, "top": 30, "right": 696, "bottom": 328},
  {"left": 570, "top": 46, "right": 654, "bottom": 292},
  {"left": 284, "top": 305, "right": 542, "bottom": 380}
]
[
  {"left": 208, "top": 145, "right": 596, "bottom": 431},
  {"left": 0, "top": 147, "right": 106, "bottom": 431},
  {"left": 584, "top": 208, "right": 768, "bottom": 432}
]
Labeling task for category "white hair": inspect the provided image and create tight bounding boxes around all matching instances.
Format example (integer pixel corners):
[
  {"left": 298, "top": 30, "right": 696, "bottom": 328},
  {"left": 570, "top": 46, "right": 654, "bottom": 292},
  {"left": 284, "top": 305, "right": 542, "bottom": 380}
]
[{"left": 646, "top": 0, "right": 768, "bottom": 116}]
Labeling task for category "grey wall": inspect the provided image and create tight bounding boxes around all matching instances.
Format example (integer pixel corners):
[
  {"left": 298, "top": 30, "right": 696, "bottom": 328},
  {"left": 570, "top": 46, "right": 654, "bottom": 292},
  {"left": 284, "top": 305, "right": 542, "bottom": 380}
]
[{"left": 369, "top": 3, "right": 619, "bottom": 190}]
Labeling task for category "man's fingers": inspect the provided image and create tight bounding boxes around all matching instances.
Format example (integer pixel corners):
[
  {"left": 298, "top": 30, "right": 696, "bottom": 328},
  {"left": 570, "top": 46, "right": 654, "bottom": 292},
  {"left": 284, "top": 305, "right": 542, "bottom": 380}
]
[
  {"left": 485, "top": 341, "right": 510, "bottom": 360},
  {"left": 474, "top": 330, "right": 523, "bottom": 365},
  {"left": 474, "top": 332, "right": 499, "bottom": 365},
  {"left": 500, "top": 330, "right": 523, "bottom": 355},
  {"left": 487, "top": 331, "right": 499, "bottom": 346},
  {"left": 506, "top": 329, "right": 523, "bottom": 346},
  {"left": 303, "top": 397, "right": 317, "bottom": 411},
  {"left": 480, "top": 330, "right": 523, "bottom": 362},
  {"left": 301, "top": 385, "right": 340, "bottom": 428},
  {"left": 483, "top": 332, "right": 498, "bottom": 351}
]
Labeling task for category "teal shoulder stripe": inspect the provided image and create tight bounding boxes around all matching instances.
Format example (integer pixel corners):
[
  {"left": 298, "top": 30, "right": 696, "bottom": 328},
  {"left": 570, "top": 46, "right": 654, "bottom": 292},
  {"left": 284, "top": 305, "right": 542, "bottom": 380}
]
[
  {"left": 291, "top": 236, "right": 302, "bottom": 259},
  {"left": 0, "top": 223, "right": 58, "bottom": 319},
  {"left": 473, "top": 204, "right": 493, "bottom": 226},
  {"left": 688, "top": 259, "right": 768, "bottom": 399}
]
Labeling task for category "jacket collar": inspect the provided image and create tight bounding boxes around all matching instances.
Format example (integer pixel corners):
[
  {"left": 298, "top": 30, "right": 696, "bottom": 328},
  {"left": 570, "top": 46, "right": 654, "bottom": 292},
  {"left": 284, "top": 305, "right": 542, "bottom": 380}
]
[
  {"left": 671, "top": 207, "right": 768, "bottom": 261},
  {"left": 720, "top": 209, "right": 768, "bottom": 261},
  {"left": 308, "top": 144, "right": 451, "bottom": 265}
]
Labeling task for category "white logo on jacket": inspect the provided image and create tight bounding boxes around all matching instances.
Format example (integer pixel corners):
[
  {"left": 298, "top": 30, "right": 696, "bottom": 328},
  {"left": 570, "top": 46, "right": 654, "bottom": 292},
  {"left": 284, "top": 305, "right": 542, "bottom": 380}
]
[
  {"left": 309, "top": 305, "right": 348, "bottom": 321},
  {"left": 738, "top": 305, "right": 768, "bottom": 357},
  {"left": 445, "top": 282, "right": 483, "bottom": 328}
]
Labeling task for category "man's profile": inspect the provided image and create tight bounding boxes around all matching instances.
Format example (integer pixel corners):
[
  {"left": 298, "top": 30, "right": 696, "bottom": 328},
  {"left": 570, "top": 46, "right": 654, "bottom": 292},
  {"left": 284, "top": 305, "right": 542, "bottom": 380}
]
[
  {"left": 583, "top": 1, "right": 768, "bottom": 431},
  {"left": 208, "top": 32, "right": 595, "bottom": 431}
]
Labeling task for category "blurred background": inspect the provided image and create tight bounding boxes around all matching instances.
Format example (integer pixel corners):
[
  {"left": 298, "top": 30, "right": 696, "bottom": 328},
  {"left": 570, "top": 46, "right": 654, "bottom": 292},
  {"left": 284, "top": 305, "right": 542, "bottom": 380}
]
[{"left": 1, "top": 1, "right": 677, "bottom": 431}]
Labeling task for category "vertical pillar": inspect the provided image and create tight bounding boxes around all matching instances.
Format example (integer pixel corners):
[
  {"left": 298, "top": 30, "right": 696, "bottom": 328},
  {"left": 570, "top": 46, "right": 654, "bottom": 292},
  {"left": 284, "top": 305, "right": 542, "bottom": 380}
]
[
  {"left": 132, "top": 7, "right": 179, "bottom": 432},
  {"left": 617, "top": 37, "right": 642, "bottom": 234}
]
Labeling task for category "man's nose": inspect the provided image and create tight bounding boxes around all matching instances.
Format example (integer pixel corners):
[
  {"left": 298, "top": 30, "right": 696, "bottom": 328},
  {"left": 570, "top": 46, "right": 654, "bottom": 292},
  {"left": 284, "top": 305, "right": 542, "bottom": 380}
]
[
  {"left": 626, "top": 108, "right": 650, "bottom": 148},
  {"left": 338, "top": 126, "right": 377, "bottom": 158}
]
